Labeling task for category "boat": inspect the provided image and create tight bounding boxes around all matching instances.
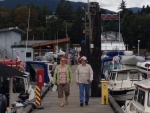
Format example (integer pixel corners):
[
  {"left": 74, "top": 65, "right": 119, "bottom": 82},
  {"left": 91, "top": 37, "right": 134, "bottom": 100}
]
[
  {"left": 25, "top": 61, "right": 53, "bottom": 84},
  {"left": 101, "top": 51, "right": 145, "bottom": 80},
  {"left": 109, "top": 68, "right": 143, "bottom": 95},
  {"left": 101, "top": 31, "right": 126, "bottom": 51},
  {"left": 0, "top": 63, "right": 35, "bottom": 113},
  {"left": 123, "top": 79, "right": 150, "bottom": 113},
  {"left": 122, "top": 61, "right": 150, "bottom": 113}
]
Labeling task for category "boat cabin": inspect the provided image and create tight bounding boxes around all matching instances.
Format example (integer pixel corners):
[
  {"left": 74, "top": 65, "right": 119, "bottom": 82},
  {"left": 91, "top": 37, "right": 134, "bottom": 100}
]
[
  {"left": 25, "top": 61, "right": 53, "bottom": 83},
  {"left": 109, "top": 69, "right": 144, "bottom": 95},
  {"left": 124, "top": 80, "right": 150, "bottom": 113},
  {"left": 0, "top": 72, "right": 35, "bottom": 107}
]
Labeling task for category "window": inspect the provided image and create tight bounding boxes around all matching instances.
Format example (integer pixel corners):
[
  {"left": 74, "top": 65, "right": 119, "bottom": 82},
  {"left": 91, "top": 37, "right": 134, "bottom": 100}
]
[
  {"left": 130, "top": 71, "right": 140, "bottom": 80},
  {"left": 110, "top": 72, "right": 116, "bottom": 80},
  {"left": 134, "top": 87, "right": 138, "bottom": 101},
  {"left": 141, "top": 73, "right": 147, "bottom": 79},
  {"left": 0, "top": 78, "right": 9, "bottom": 94},
  {"left": 148, "top": 92, "right": 150, "bottom": 107},
  {"left": 13, "top": 77, "right": 25, "bottom": 93},
  {"left": 26, "top": 52, "right": 31, "bottom": 58},
  {"left": 116, "top": 71, "right": 127, "bottom": 81},
  {"left": 137, "top": 89, "right": 145, "bottom": 106}
]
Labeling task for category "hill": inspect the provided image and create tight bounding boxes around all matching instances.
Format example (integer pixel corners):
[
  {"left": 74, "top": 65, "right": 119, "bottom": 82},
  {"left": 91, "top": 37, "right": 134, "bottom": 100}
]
[
  {"left": 128, "top": 7, "right": 142, "bottom": 13},
  {"left": 0, "top": 0, "right": 141, "bottom": 14}
]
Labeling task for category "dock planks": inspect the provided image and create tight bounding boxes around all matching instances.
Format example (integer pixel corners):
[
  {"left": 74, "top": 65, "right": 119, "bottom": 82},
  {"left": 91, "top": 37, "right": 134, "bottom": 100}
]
[{"left": 31, "top": 65, "right": 114, "bottom": 113}]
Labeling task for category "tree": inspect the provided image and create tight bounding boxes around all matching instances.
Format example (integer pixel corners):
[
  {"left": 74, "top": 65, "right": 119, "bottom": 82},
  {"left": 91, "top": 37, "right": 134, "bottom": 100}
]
[
  {"left": 55, "top": 0, "right": 73, "bottom": 21},
  {"left": 119, "top": 0, "right": 126, "bottom": 12},
  {"left": 45, "top": 18, "right": 64, "bottom": 40},
  {"left": 70, "top": 7, "right": 84, "bottom": 44}
]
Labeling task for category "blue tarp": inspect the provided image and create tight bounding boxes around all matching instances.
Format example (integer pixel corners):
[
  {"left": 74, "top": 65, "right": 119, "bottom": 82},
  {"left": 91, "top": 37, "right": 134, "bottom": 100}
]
[
  {"left": 25, "top": 61, "right": 49, "bottom": 83},
  {"left": 106, "top": 51, "right": 124, "bottom": 57},
  {"left": 101, "top": 57, "right": 113, "bottom": 62}
]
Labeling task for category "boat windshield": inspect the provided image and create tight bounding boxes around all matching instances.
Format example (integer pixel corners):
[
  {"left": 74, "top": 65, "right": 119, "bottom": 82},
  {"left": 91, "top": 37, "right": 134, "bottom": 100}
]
[
  {"left": 137, "top": 89, "right": 145, "bottom": 106},
  {"left": 134, "top": 87, "right": 145, "bottom": 106},
  {"left": 129, "top": 71, "right": 140, "bottom": 80},
  {"left": 13, "top": 77, "right": 25, "bottom": 93},
  {"left": 148, "top": 92, "right": 150, "bottom": 107},
  {"left": 110, "top": 72, "right": 116, "bottom": 80},
  {"left": 116, "top": 71, "right": 127, "bottom": 81}
]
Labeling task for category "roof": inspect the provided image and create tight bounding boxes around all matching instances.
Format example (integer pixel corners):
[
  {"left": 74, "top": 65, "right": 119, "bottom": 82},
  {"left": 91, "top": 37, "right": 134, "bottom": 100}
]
[
  {"left": 106, "top": 51, "right": 124, "bottom": 57},
  {"left": 20, "top": 40, "right": 49, "bottom": 46},
  {"left": 134, "top": 79, "right": 150, "bottom": 90},
  {"left": 111, "top": 68, "right": 138, "bottom": 72},
  {"left": 32, "top": 38, "right": 70, "bottom": 48},
  {"left": 0, "top": 27, "right": 26, "bottom": 34},
  {"left": 101, "top": 56, "right": 113, "bottom": 62},
  {"left": 0, "top": 63, "right": 26, "bottom": 78}
]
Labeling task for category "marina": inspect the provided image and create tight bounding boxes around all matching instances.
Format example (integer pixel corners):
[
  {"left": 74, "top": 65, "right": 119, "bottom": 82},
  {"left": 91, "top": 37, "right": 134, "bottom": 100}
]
[{"left": 0, "top": 0, "right": 149, "bottom": 113}]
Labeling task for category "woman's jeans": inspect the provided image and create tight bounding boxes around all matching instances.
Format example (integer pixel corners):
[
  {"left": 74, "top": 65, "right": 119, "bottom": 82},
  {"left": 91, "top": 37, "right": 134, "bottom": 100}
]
[{"left": 79, "top": 83, "right": 90, "bottom": 104}]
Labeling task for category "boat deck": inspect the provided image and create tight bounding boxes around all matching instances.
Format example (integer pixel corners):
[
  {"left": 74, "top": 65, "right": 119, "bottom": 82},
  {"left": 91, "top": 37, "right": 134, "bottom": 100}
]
[{"left": 31, "top": 65, "right": 114, "bottom": 113}]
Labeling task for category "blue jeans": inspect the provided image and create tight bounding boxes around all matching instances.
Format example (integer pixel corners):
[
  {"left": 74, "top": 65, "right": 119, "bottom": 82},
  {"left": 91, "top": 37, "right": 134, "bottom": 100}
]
[{"left": 79, "top": 83, "right": 90, "bottom": 104}]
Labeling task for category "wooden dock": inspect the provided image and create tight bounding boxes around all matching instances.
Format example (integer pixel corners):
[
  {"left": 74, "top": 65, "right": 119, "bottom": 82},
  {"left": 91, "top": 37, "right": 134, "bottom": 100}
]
[{"left": 31, "top": 65, "right": 114, "bottom": 113}]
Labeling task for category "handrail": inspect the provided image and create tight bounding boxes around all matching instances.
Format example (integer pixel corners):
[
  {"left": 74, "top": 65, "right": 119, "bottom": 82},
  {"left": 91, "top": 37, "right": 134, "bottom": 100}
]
[
  {"left": 121, "top": 76, "right": 124, "bottom": 89},
  {"left": 0, "top": 44, "right": 15, "bottom": 59},
  {"left": 131, "top": 74, "right": 134, "bottom": 87}
]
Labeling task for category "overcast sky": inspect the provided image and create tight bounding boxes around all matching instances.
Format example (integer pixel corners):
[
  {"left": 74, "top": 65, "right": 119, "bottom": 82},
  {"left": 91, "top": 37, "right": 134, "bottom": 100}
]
[{"left": 68, "top": 0, "right": 150, "bottom": 12}]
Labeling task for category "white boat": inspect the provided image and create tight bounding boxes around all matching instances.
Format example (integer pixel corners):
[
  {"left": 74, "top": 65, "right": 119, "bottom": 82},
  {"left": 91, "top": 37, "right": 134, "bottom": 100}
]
[
  {"left": 123, "top": 61, "right": 150, "bottom": 113},
  {"left": 123, "top": 79, "right": 150, "bottom": 113},
  {"left": 101, "top": 31, "right": 126, "bottom": 51},
  {"left": 121, "top": 55, "right": 145, "bottom": 65},
  {"left": 109, "top": 68, "right": 143, "bottom": 95}
]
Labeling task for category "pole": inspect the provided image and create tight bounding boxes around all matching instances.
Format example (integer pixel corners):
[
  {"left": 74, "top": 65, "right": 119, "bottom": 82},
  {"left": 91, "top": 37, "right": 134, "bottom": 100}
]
[
  {"left": 25, "top": 6, "right": 30, "bottom": 62},
  {"left": 118, "top": 8, "right": 120, "bottom": 54},
  {"left": 84, "top": 8, "right": 87, "bottom": 56},
  {"left": 138, "top": 40, "right": 140, "bottom": 54}
]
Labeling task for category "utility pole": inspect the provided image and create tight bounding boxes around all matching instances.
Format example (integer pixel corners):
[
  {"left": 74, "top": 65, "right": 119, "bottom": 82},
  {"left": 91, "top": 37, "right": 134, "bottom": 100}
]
[{"left": 88, "top": 2, "right": 101, "bottom": 97}]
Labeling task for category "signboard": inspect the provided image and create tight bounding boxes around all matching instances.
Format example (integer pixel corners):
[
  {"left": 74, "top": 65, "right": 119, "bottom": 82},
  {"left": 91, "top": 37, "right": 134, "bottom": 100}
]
[{"left": 37, "top": 69, "right": 44, "bottom": 86}]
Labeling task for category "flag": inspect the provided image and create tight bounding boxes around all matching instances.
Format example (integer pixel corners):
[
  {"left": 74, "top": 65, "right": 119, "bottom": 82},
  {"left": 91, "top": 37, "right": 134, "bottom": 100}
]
[{"left": 16, "top": 52, "right": 21, "bottom": 62}]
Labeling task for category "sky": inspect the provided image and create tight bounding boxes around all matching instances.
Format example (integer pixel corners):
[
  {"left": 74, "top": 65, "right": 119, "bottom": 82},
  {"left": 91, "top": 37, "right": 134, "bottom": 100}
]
[{"left": 67, "top": 0, "right": 150, "bottom": 12}]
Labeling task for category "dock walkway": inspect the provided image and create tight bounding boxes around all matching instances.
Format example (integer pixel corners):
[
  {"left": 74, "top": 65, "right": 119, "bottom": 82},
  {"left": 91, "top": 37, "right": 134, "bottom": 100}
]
[{"left": 31, "top": 64, "right": 114, "bottom": 113}]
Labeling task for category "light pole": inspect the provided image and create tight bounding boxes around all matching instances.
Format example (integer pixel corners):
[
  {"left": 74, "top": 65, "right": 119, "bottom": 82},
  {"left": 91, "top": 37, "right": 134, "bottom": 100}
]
[
  {"left": 25, "top": 6, "right": 31, "bottom": 62},
  {"left": 138, "top": 40, "right": 140, "bottom": 55}
]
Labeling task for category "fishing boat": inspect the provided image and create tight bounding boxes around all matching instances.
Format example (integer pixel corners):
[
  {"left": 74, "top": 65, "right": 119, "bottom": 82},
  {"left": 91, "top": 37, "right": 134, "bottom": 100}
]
[
  {"left": 0, "top": 63, "right": 35, "bottom": 113},
  {"left": 123, "top": 79, "right": 150, "bottom": 113},
  {"left": 109, "top": 68, "right": 143, "bottom": 95}
]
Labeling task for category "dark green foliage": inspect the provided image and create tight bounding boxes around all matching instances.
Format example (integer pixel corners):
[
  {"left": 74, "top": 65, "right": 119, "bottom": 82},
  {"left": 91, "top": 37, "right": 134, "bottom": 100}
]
[{"left": 1, "top": 0, "right": 150, "bottom": 49}]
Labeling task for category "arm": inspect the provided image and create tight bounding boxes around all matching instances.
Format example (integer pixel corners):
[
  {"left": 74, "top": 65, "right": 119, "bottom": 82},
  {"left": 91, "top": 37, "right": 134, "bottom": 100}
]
[
  {"left": 89, "top": 65, "right": 93, "bottom": 83},
  {"left": 53, "top": 65, "right": 58, "bottom": 84},
  {"left": 75, "top": 66, "right": 79, "bottom": 85},
  {"left": 67, "top": 65, "right": 73, "bottom": 83}
]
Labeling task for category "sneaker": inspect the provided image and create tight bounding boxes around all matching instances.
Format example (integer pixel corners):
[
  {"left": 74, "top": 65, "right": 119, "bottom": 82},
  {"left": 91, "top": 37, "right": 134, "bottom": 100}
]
[
  {"left": 85, "top": 102, "right": 88, "bottom": 105},
  {"left": 80, "top": 103, "right": 83, "bottom": 107}
]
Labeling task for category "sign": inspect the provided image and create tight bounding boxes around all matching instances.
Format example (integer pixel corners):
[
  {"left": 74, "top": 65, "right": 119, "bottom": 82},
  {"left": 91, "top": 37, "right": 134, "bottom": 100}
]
[{"left": 37, "top": 70, "right": 44, "bottom": 86}]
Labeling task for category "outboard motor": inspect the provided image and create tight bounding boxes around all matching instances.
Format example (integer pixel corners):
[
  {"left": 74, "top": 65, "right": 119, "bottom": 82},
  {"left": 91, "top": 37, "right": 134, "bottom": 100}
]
[
  {"left": 18, "top": 93, "right": 29, "bottom": 101},
  {"left": 0, "top": 94, "right": 7, "bottom": 113}
]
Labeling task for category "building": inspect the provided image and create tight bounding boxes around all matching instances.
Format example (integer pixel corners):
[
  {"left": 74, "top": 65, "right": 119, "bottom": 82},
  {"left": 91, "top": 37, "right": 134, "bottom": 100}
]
[
  {"left": 0, "top": 27, "right": 25, "bottom": 59},
  {"left": 0, "top": 27, "right": 70, "bottom": 61}
]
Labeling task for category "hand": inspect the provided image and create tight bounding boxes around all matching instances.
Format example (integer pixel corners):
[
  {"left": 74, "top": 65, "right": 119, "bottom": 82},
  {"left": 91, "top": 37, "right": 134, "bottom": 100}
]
[
  {"left": 89, "top": 80, "right": 92, "bottom": 84},
  {"left": 76, "top": 82, "right": 79, "bottom": 86}
]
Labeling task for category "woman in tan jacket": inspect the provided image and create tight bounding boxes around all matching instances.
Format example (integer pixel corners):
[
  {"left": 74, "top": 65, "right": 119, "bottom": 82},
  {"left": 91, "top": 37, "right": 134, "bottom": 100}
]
[{"left": 75, "top": 56, "right": 93, "bottom": 107}]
